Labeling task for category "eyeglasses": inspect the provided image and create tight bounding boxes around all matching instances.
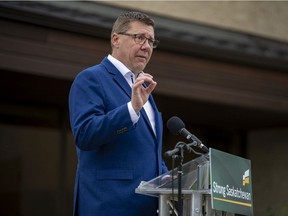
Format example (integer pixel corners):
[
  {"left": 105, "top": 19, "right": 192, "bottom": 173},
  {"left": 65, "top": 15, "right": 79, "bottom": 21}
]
[{"left": 118, "top": 33, "right": 159, "bottom": 48}]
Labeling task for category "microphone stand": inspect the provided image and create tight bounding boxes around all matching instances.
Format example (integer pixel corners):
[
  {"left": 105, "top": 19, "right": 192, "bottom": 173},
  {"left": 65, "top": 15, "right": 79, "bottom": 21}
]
[
  {"left": 165, "top": 141, "right": 200, "bottom": 216},
  {"left": 168, "top": 142, "right": 187, "bottom": 216},
  {"left": 176, "top": 143, "right": 184, "bottom": 216}
]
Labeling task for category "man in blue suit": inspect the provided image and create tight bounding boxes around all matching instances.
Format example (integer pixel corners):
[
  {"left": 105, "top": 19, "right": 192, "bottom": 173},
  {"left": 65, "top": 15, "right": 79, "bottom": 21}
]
[{"left": 69, "top": 11, "right": 168, "bottom": 216}]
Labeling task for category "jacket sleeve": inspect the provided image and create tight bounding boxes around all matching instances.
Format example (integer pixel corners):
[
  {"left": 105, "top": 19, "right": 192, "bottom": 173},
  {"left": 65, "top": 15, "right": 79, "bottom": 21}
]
[{"left": 69, "top": 68, "right": 135, "bottom": 151}]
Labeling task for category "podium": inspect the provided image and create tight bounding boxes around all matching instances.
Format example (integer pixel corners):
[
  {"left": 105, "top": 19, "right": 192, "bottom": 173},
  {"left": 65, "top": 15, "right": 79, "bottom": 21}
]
[{"left": 136, "top": 149, "right": 253, "bottom": 216}]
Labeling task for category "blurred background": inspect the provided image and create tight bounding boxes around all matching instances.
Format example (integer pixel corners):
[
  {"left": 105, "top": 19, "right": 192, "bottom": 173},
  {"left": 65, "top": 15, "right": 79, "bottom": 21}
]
[{"left": 0, "top": 1, "right": 288, "bottom": 215}]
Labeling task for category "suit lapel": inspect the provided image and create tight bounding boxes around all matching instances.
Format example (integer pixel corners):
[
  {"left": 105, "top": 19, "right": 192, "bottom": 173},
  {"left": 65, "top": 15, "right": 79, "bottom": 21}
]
[
  {"left": 113, "top": 71, "right": 132, "bottom": 98},
  {"left": 102, "top": 57, "right": 132, "bottom": 98}
]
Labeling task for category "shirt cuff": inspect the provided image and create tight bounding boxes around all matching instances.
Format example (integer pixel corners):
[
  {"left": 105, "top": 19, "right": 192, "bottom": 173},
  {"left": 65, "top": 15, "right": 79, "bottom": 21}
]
[{"left": 127, "top": 102, "right": 140, "bottom": 125}]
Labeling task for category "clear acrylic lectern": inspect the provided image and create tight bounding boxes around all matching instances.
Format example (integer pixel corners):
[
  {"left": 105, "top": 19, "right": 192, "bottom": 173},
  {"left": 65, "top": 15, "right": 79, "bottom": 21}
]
[{"left": 135, "top": 154, "right": 234, "bottom": 216}]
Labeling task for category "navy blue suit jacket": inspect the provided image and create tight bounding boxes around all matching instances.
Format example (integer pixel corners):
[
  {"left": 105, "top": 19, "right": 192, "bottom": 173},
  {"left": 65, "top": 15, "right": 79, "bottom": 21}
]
[{"left": 69, "top": 57, "right": 168, "bottom": 216}]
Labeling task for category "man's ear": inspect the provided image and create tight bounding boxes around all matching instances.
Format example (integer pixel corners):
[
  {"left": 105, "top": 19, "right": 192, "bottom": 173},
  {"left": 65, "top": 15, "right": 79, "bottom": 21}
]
[{"left": 111, "top": 33, "right": 120, "bottom": 48}]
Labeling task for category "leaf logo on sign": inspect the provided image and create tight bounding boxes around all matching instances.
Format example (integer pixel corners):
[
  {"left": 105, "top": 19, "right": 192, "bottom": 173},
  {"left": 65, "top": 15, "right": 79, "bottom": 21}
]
[{"left": 242, "top": 169, "right": 250, "bottom": 186}]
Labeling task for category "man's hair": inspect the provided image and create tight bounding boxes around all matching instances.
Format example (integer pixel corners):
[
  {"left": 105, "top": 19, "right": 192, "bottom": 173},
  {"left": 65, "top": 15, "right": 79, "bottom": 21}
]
[{"left": 111, "top": 11, "right": 155, "bottom": 35}]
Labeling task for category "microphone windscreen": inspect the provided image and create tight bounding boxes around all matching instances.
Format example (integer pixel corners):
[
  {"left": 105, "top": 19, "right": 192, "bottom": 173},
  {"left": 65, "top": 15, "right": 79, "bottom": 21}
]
[{"left": 166, "top": 116, "right": 185, "bottom": 135}]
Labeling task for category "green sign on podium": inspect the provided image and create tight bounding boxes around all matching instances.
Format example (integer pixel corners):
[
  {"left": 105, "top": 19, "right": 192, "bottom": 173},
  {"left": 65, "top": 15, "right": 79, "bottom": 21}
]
[{"left": 210, "top": 148, "right": 253, "bottom": 215}]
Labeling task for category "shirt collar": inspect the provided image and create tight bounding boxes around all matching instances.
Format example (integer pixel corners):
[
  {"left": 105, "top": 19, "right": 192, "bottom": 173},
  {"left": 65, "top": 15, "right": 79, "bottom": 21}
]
[{"left": 107, "top": 54, "right": 131, "bottom": 77}]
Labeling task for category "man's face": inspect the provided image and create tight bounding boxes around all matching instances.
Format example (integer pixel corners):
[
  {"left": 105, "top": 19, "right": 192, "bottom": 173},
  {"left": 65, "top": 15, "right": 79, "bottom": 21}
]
[{"left": 112, "top": 21, "right": 154, "bottom": 73}]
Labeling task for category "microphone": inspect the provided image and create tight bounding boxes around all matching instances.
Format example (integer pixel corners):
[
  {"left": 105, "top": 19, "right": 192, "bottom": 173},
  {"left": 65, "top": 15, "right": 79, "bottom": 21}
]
[{"left": 166, "top": 116, "right": 209, "bottom": 153}]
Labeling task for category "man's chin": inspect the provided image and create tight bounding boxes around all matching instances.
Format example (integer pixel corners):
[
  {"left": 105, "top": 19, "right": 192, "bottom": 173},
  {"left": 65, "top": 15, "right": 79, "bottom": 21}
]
[{"left": 134, "top": 64, "right": 146, "bottom": 73}]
